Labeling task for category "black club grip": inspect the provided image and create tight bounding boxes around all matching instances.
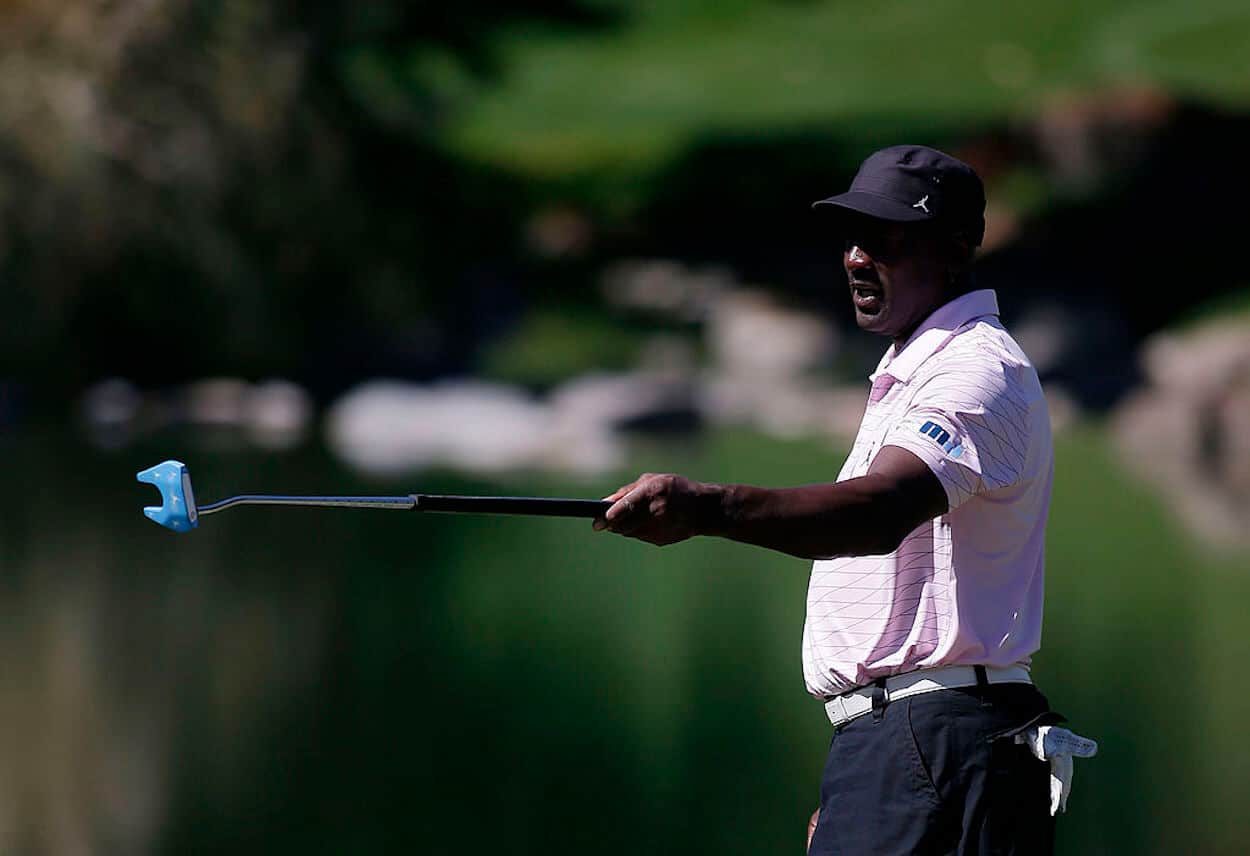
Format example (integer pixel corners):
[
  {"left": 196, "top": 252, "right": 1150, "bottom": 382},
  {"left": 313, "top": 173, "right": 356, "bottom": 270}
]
[{"left": 412, "top": 495, "right": 612, "bottom": 518}]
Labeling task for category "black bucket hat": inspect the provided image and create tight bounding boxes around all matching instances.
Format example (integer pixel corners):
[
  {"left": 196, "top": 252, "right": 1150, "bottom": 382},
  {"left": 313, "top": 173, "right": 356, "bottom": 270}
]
[{"left": 813, "top": 145, "right": 986, "bottom": 247}]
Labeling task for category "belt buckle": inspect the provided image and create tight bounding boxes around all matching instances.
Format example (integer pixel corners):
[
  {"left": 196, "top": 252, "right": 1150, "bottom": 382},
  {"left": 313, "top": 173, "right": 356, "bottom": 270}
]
[{"left": 827, "top": 695, "right": 851, "bottom": 726}]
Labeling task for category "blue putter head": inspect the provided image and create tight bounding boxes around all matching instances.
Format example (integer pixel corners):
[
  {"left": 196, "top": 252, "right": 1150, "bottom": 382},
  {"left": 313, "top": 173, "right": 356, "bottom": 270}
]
[{"left": 137, "top": 460, "right": 199, "bottom": 532}]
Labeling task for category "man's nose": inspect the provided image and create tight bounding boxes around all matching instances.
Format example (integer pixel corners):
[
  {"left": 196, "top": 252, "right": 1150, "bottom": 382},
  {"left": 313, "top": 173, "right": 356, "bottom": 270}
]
[{"left": 844, "top": 244, "right": 873, "bottom": 272}]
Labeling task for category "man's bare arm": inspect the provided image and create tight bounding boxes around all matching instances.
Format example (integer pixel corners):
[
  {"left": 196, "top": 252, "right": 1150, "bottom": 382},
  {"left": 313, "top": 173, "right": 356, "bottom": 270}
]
[{"left": 593, "top": 445, "right": 949, "bottom": 560}]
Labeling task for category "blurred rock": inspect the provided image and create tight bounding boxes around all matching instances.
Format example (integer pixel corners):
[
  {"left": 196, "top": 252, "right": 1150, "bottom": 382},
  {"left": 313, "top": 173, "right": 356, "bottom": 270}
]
[
  {"left": 700, "top": 375, "right": 867, "bottom": 441},
  {"left": 1218, "top": 385, "right": 1250, "bottom": 498},
  {"left": 706, "top": 289, "right": 837, "bottom": 380},
  {"left": 80, "top": 377, "right": 312, "bottom": 451},
  {"left": 81, "top": 378, "right": 143, "bottom": 447},
  {"left": 1033, "top": 84, "right": 1177, "bottom": 194},
  {"left": 694, "top": 285, "right": 851, "bottom": 440},
  {"left": 244, "top": 380, "right": 313, "bottom": 450},
  {"left": 1111, "top": 319, "right": 1250, "bottom": 546},
  {"left": 1041, "top": 383, "right": 1081, "bottom": 433},
  {"left": 635, "top": 333, "right": 698, "bottom": 373},
  {"left": 1140, "top": 321, "right": 1250, "bottom": 399},
  {"left": 551, "top": 370, "right": 700, "bottom": 435},
  {"left": 185, "top": 378, "right": 251, "bottom": 427},
  {"left": 1011, "top": 306, "right": 1071, "bottom": 376},
  {"left": 326, "top": 380, "right": 546, "bottom": 474},
  {"left": 525, "top": 205, "right": 593, "bottom": 258},
  {"left": 325, "top": 380, "right": 623, "bottom": 478},
  {"left": 1005, "top": 300, "right": 1136, "bottom": 411},
  {"left": 601, "top": 259, "right": 734, "bottom": 322}
]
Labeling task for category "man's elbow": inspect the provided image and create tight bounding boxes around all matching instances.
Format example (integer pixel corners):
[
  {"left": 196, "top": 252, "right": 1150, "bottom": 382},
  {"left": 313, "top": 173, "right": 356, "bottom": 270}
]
[
  {"left": 808, "top": 522, "right": 908, "bottom": 561},
  {"left": 855, "top": 525, "right": 909, "bottom": 557},
  {"left": 853, "top": 471, "right": 947, "bottom": 557},
  {"left": 878, "top": 522, "right": 916, "bottom": 555},
  {"left": 844, "top": 498, "right": 934, "bottom": 558}
]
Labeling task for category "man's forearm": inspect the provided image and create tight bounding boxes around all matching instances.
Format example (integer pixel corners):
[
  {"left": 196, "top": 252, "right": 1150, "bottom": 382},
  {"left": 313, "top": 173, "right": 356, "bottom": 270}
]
[
  {"left": 596, "top": 447, "right": 947, "bottom": 555},
  {"left": 709, "top": 476, "right": 913, "bottom": 560}
]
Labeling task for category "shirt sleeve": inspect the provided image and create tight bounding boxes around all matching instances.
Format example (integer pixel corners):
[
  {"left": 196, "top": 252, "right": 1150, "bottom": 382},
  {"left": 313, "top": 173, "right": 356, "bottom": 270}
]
[{"left": 880, "top": 364, "right": 1032, "bottom": 510}]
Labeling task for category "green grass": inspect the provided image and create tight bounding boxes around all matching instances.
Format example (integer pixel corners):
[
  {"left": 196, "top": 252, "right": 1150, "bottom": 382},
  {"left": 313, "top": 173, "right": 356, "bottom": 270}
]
[
  {"left": 26, "top": 421, "right": 1250, "bottom": 854},
  {"left": 440, "top": 0, "right": 1250, "bottom": 177}
]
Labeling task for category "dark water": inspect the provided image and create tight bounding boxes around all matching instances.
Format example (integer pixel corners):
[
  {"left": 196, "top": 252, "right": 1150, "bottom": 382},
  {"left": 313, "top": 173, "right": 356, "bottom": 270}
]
[{"left": 3, "top": 427, "right": 1248, "bottom": 854}]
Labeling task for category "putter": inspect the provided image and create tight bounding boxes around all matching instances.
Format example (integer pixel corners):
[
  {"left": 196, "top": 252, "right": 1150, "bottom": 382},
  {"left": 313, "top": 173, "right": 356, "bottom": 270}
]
[{"left": 137, "top": 460, "right": 612, "bottom": 533}]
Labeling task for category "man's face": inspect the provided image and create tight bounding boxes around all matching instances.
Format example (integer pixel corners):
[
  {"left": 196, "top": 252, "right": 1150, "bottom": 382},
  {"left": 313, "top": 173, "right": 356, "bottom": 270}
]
[{"left": 840, "top": 215, "right": 950, "bottom": 341}]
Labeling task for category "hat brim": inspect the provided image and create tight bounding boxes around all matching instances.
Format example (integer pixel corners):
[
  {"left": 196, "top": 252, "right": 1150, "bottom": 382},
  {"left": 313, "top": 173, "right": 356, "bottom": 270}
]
[{"left": 811, "top": 191, "right": 930, "bottom": 223}]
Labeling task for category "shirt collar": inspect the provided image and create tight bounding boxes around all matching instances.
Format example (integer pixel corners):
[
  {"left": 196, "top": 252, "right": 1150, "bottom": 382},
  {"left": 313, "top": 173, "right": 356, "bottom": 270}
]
[{"left": 869, "top": 289, "right": 1000, "bottom": 384}]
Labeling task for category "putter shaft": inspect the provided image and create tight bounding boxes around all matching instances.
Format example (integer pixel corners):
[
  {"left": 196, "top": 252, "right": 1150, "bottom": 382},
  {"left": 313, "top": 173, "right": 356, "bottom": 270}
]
[
  {"left": 198, "top": 494, "right": 610, "bottom": 518},
  {"left": 198, "top": 495, "right": 416, "bottom": 514}
]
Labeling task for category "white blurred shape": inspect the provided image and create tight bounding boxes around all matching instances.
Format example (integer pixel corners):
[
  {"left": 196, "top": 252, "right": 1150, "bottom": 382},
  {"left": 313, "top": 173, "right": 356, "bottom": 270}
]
[
  {"left": 81, "top": 377, "right": 141, "bottom": 428},
  {"left": 1041, "top": 383, "right": 1081, "bottom": 433},
  {"left": 550, "top": 370, "right": 694, "bottom": 431},
  {"left": 601, "top": 259, "right": 733, "bottom": 322},
  {"left": 700, "top": 375, "right": 867, "bottom": 441},
  {"left": 1012, "top": 306, "right": 1071, "bottom": 375},
  {"left": 185, "top": 378, "right": 250, "bottom": 427},
  {"left": 325, "top": 380, "right": 623, "bottom": 477},
  {"left": 244, "top": 379, "right": 312, "bottom": 450},
  {"left": 706, "top": 289, "right": 836, "bottom": 379},
  {"left": 1141, "top": 320, "right": 1250, "bottom": 400},
  {"left": 1111, "top": 318, "right": 1250, "bottom": 546}
]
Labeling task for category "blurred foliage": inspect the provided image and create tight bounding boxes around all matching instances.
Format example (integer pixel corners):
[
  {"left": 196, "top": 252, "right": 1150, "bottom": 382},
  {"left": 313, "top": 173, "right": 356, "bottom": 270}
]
[
  {"left": 477, "top": 304, "right": 655, "bottom": 388},
  {"left": 0, "top": 0, "right": 621, "bottom": 404},
  {"left": 1177, "top": 286, "right": 1250, "bottom": 328},
  {"left": 4, "top": 0, "right": 1250, "bottom": 414}
]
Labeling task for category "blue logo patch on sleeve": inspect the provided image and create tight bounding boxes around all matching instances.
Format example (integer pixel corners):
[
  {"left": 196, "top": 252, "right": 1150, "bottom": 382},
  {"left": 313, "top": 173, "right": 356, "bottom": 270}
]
[{"left": 919, "top": 420, "right": 964, "bottom": 458}]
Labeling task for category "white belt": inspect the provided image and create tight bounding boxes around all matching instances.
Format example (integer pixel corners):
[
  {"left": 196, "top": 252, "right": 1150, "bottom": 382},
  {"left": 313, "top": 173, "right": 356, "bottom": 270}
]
[{"left": 823, "top": 665, "right": 1031, "bottom": 728}]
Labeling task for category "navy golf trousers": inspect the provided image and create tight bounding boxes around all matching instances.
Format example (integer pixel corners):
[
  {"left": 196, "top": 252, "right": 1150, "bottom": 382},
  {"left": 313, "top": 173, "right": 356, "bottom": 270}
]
[{"left": 809, "top": 683, "right": 1058, "bottom": 855}]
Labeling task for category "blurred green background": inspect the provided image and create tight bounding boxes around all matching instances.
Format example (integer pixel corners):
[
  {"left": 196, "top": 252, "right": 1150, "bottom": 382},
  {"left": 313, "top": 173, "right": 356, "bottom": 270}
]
[{"left": 3, "top": 0, "right": 1250, "bottom": 853}]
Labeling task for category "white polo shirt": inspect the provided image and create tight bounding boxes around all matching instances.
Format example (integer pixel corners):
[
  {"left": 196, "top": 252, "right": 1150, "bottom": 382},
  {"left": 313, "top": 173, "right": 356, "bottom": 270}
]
[{"left": 802, "top": 289, "right": 1053, "bottom": 698}]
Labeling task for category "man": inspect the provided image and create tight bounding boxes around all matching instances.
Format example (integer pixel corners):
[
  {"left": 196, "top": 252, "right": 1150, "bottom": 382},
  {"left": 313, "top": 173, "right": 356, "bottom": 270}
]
[{"left": 594, "top": 145, "right": 1063, "bottom": 854}]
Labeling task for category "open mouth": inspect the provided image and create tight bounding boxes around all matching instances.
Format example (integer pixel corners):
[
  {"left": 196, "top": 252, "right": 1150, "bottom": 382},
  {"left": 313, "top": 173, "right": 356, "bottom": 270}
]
[{"left": 850, "top": 283, "right": 883, "bottom": 315}]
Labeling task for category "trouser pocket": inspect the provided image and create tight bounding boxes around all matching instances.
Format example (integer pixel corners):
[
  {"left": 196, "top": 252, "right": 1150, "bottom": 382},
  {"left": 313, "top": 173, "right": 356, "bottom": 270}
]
[
  {"left": 983, "top": 711, "right": 1061, "bottom": 853},
  {"left": 985, "top": 709, "right": 1067, "bottom": 744}
]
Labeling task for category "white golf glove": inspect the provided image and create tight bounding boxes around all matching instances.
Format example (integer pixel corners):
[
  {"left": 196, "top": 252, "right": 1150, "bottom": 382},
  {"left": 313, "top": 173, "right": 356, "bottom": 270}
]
[{"left": 1015, "top": 725, "right": 1098, "bottom": 815}]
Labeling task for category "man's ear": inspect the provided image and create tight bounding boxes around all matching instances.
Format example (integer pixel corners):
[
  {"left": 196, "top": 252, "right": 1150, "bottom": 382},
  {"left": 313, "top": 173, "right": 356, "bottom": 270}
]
[
  {"left": 943, "top": 232, "right": 976, "bottom": 286},
  {"left": 949, "top": 232, "right": 974, "bottom": 265}
]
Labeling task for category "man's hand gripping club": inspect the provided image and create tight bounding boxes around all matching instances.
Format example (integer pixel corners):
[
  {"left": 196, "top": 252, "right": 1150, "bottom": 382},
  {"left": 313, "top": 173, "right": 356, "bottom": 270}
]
[{"left": 592, "top": 473, "right": 724, "bottom": 546}]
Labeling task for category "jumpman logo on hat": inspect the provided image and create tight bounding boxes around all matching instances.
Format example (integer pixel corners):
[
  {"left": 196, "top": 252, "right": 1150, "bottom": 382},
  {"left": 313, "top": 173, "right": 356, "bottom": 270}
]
[{"left": 912, "top": 195, "right": 930, "bottom": 214}]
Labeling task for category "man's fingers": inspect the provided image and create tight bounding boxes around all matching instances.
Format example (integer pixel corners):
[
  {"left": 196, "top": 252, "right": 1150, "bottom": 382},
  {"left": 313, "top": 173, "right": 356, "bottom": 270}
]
[
  {"left": 604, "top": 497, "right": 634, "bottom": 524},
  {"left": 605, "top": 484, "right": 650, "bottom": 522},
  {"left": 609, "top": 516, "right": 664, "bottom": 542},
  {"left": 593, "top": 473, "right": 691, "bottom": 546},
  {"left": 601, "top": 483, "right": 635, "bottom": 503},
  {"left": 593, "top": 478, "right": 639, "bottom": 532},
  {"left": 602, "top": 473, "right": 662, "bottom": 502}
]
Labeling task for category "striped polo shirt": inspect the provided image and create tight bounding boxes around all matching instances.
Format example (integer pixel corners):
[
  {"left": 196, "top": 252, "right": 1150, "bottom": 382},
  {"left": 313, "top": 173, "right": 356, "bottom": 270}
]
[{"left": 802, "top": 289, "right": 1053, "bottom": 698}]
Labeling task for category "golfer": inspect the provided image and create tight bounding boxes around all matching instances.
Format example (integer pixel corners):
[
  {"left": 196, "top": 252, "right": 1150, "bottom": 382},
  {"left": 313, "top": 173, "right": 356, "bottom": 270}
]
[{"left": 595, "top": 145, "right": 1063, "bottom": 853}]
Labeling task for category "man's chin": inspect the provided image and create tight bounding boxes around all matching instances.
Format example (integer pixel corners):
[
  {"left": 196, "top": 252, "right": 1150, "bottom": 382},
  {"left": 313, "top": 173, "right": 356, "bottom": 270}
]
[{"left": 854, "top": 308, "right": 889, "bottom": 333}]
